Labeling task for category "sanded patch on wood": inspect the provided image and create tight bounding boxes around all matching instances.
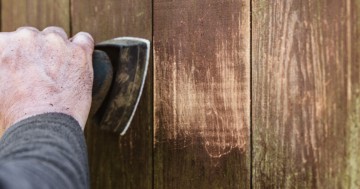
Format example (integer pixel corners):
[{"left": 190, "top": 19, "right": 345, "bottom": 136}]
[
  {"left": 154, "top": 0, "right": 250, "bottom": 158},
  {"left": 252, "top": 0, "right": 360, "bottom": 188},
  {"left": 154, "top": 0, "right": 250, "bottom": 188}
]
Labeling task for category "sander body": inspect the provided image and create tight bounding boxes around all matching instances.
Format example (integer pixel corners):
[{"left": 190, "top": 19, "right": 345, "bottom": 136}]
[{"left": 90, "top": 37, "right": 150, "bottom": 135}]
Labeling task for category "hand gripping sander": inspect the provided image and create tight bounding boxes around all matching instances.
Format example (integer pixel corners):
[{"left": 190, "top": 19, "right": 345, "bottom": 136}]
[{"left": 90, "top": 37, "right": 150, "bottom": 135}]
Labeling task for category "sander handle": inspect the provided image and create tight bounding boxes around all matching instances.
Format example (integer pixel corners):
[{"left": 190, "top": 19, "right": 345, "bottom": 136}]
[{"left": 90, "top": 50, "right": 114, "bottom": 116}]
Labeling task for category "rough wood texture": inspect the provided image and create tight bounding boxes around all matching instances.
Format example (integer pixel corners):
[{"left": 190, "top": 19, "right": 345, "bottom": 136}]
[
  {"left": 154, "top": 0, "right": 250, "bottom": 188},
  {"left": 71, "top": 0, "right": 152, "bottom": 188},
  {"left": 252, "top": 0, "right": 360, "bottom": 188},
  {"left": 71, "top": 0, "right": 150, "bottom": 42},
  {"left": 1, "top": 0, "right": 70, "bottom": 34}
]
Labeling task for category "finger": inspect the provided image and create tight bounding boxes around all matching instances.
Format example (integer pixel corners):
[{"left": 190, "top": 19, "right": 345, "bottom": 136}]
[
  {"left": 70, "top": 32, "right": 94, "bottom": 53},
  {"left": 11, "top": 27, "right": 39, "bottom": 45},
  {"left": 16, "top": 26, "right": 39, "bottom": 33},
  {"left": 0, "top": 32, "right": 10, "bottom": 46},
  {"left": 42, "top": 26, "right": 68, "bottom": 40},
  {"left": 14, "top": 27, "right": 39, "bottom": 38}
]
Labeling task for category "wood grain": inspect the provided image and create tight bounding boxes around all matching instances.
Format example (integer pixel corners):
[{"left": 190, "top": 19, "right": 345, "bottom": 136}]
[
  {"left": 71, "top": 0, "right": 150, "bottom": 42},
  {"left": 154, "top": 0, "right": 250, "bottom": 188},
  {"left": 1, "top": 0, "right": 70, "bottom": 34},
  {"left": 71, "top": 0, "right": 152, "bottom": 188},
  {"left": 252, "top": 0, "right": 360, "bottom": 188}
]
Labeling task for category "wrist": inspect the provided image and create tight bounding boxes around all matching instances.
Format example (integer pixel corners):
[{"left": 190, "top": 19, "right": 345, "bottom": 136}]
[{"left": 4, "top": 103, "right": 87, "bottom": 130}]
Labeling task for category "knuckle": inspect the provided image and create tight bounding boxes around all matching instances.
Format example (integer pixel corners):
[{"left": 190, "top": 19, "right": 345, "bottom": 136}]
[
  {"left": 78, "top": 31, "right": 93, "bottom": 38},
  {"left": 16, "top": 26, "right": 38, "bottom": 31},
  {"left": 42, "top": 27, "right": 68, "bottom": 42},
  {"left": 44, "top": 26, "right": 63, "bottom": 31},
  {"left": 16, "top": 28, "right": 37, "bottom": 38},
  {"left": 44, "top": 32, "right": 65, "bottom": 43},
  {"left": 43, "top": 26, "right": 67, "bottom": 35},
  {"left": 75, "top": 32, "right": 94, "bottom": 43}
]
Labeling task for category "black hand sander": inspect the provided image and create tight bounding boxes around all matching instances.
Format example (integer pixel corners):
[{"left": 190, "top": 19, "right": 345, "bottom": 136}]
[{"left": 90, "top": 37, "right": 150, "bottom": 135}]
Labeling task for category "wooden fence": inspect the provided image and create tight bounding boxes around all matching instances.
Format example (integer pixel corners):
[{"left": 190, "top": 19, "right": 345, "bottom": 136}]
[{"left": 2, "top": 0, "right": 360, "bottom": 188}]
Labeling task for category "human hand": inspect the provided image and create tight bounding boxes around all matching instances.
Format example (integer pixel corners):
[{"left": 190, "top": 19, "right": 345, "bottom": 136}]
[{"left": 0, "top": 26, "right": 94, "bottom": 131}]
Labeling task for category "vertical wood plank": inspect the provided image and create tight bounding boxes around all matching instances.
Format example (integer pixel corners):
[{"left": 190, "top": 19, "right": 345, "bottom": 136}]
[
  {"left": 71, "top": 0, "right": 151, "bottom": 42},
  {"left": 2, "top": 0, "right": 70, "bottom": 34},
  {"left": 252, "top": 0, "right": 360, "bottom": 188},
  {"left": 71, "top": 0, "right": 152, "bottom": 188},
  {"left": 154, "top": 0, "right": 250, "bottom": 188}
]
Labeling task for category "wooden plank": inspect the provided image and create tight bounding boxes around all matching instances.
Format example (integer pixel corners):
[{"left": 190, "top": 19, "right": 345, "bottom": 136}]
[
  {"left": 71, "top": 0, "right": 150, "bottom": 42},
  {"left": 252, "top": 0, "right": 360, "bottom": 188},
  {"left": 71, "top": 0, "right": 152, "bottom": 188},
  {"left": 1, "top": 0, "right": 70, "bottom": 34},
  {"left": 154, "top": 0, "right": 250, "bottom": 188}
]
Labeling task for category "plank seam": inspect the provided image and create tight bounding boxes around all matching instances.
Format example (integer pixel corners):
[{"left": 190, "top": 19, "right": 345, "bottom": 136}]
[{"left": 249, "top": 0, "right": 253, "bottom": 188}]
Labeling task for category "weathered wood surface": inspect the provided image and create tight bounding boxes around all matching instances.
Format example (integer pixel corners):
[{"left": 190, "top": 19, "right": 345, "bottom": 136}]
[
  {"left": 71, "top": 0, "right": 153, "bottom": 188},
  {"left": 252, "top": 0, "right": 360, "bottom": 188},
  {"left": 2, "top": 0, "right": 70, "bottom": 34},
  {"left": 71, "top": 0, "right": 150, "bottom": 42},
  {"left": 154, "top": 0, "right": 250, "bottom": 188},
  {"left": 4, "top": 0, "right": 360, "bottom": 188}
]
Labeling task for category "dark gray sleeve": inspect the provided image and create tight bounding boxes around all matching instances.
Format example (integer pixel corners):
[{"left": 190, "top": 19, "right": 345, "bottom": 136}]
[{"left": 0, "top": 113, "right": 89, "bottom": 189}]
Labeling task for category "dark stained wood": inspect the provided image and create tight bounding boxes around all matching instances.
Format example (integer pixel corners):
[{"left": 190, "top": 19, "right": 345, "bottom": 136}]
[
  {"left": 252, "top": 0, "right": 360, "bottom": 188},
  {"left": 154, "top": 0, "right": 250, "bottom": 188},
  {"left": 95, "top": 40, "right": 150, "bottom": 133},
  {"left": 71, "top": 0, "right": 150, "bottom": 42},
  {"left": 5, "top": 0, "right": 360, "bottom": 188},
  {"left": 1, "top": 0, "right": 70, "bottom": 34},
  {"left": 71, "top": 0, "right": 152, "bottom": 188}
]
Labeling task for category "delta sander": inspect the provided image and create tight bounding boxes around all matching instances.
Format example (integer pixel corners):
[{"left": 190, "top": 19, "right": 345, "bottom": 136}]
[{"left": 90, "top": 37, "right": 150, "bottom": 135}]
